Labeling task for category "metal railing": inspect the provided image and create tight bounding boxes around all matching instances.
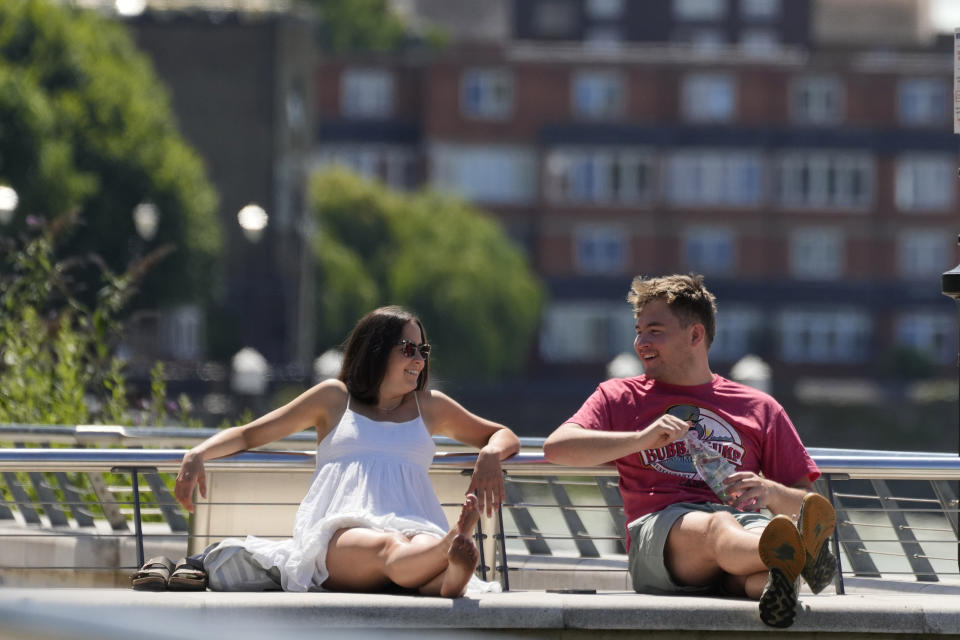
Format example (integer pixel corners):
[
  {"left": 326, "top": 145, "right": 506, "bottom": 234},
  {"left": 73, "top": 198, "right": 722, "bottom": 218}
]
[{"left": 0, "top": 425, "right": 957, "bottom": 593}]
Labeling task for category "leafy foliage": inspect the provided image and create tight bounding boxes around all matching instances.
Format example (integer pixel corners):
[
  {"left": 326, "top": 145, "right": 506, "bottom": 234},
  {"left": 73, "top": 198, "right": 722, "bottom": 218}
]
[
  {"left": 0, "top": 0, "right": 220, "bottom": 307},
  {"left": 309, "top": 168, "right": 544, "bottom": 379}
]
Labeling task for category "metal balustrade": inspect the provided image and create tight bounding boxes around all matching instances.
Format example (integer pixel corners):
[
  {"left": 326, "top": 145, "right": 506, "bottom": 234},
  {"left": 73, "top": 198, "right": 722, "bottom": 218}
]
[{"left": 0, "top": 426, "right": 957, "bottom": 593}]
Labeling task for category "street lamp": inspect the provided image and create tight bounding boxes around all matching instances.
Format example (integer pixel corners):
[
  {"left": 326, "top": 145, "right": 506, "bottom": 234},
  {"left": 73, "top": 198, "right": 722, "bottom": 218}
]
[
  {"left": 238, "top": 203, "right": 268, "bottom": 242},
  {"left": 0, "top": 185, "right": 18, "bottom": 225},
  {"left": 132, "top": 202, "right": 159, "bottom": 241}
]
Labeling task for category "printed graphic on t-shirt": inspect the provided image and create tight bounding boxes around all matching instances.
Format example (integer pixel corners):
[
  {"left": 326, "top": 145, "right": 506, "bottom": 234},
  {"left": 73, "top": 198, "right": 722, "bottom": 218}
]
[{"left": 637, "top": 403, "right": 745, "bottom": 479}]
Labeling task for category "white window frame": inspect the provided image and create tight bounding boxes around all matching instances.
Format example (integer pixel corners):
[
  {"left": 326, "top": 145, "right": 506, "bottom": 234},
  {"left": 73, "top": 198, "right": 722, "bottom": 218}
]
[
  {"left": 682, "top": 73, "right": 736, "bottom": 123},
  {"left": 898, "top": 77, "right": 949, "bottom": 126},
  {"left": 673, "top": 0, "right": 726, "bottom": 20},
  {"left": 898, "top": 230, "right": 952, "bottom": 279},
  {"left": 896, "top": 311, "right": 956, "bottom": 365},
  {"left": 341, "top": 68, "right": 395, "bottom": 119},
  {"left": 314, "top": 145, "right": 418, "bottom": 191},
  {"left": 574, "top": 225, "right": 628, "bottom": 275},
  {"left": 778, "top": 151, "right": 874, "bottom": 210},
  {"left": 545, "top": 147, "right": 655, "bottom": 205},
  {"left": 789, "top": 227, "right": 844, "bottom": 280},
  {"left": 461, "top": 68, "right": 514, "bottom": 120},
  {"left": 778, "top": 309, "right": 872, "bottom": 364},
  {"left": 666, "top": 149, "right": 763, "bottom": 206},
  {"left": 711, "top": 306, "right": 763, "bottom": 362},
  {"left": 586, "top": 0, "right": 624, "bottom": 19},
  {"left": 571, "top": 70, "right": 625, "bottom": 120},
  {"left": 741, "top": 0, "right": 780, "bottom": 20},
  {"left": 430, "top": 143, "right": 536, "bottom": 204},
  {"left": 684, "top": 226, "right": 736, "bottom": 276},
  {"left": 540, "top": 302, "right": 636, "bottom": 362},
  {"left": 895, "top": 154, "right": 955, "bottom": 212},
  {"left": 791, "top": 76, "right": 844, "bottom": 125}
]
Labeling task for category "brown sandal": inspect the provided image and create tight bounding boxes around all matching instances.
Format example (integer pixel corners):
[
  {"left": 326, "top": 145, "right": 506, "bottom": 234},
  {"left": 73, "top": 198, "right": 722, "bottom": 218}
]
[
  {"left": 167, "top": 557, "right": 208, "bottom": 591},
  {"left": 131, "top": 556, "right": 174, "bottom": 591}
]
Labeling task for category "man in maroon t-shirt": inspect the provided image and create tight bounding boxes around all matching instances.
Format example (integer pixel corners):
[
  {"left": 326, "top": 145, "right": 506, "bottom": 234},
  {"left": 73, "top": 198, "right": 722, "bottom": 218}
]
[{"left": 544, "top": 274, "right": 837, "bottom": 628}]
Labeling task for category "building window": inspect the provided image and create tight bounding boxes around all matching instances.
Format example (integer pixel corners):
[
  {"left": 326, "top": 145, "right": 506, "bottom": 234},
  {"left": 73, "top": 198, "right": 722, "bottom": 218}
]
[
  {"left": 711, "top": 306, "right": 763, "bottom": 362},
  {"left": 898, "top": 78, "right": 949, "bottom": 126},
  {"left": 895, "top": 154, "right": 955, "bottom": 212},
  {"left": 540, "top": 302, "right": 636, "bottom": 362},
  {"left": 898, "top": 230, "right": 951, "bottom": 279},
  {"left": 674, "top": 0, "right": 726, "bottom": 20},
  {"left": 461, "top": 68, "right": 514, "bottom": 120},
  {"left": 666, "top": 150, "right": 762, "bottom": 206},
  {"left": 778, "top": 152, "right": 873, "bottom": 210},
  {"left": 740, "top": 29, "right": 779, "bottom": 54},
  {"left": 896, "top": 311, "right": 956, "bottom": 365},
  {"left": 584, "top": 26, "right": 624, "bottom": 49},
  {"left": 546, "top": 147, "right": 655, "bottom": 204},
  {"left": 572, "top": 70, "right": 624, "bottom": 120},
  {"left": 341, "top": 69, "right": 394, "bottom": 119},
  {"left": 682, "top": 73, "right": 736, "bottom": 123},
  {"left": 532, "top": 0, "right": 578, "bottom": 38},
  {"left": 574, "top": 225, "right": 627, "bottom": 275},
  {"left": 431, "top": 144, "right": 536, "bottom": 204},
  {"left": 791, "top": 76, "right": 844, "bottom": 125},
  {"left": 778, "top": 309, "right": 872, "bottom": 363},
  {"left": 314, "top": 145, "right": 419, "bottom": 190},
  {"left": 164, "top": 305, "right": 203, "bottom": 360},
  {"left": 789, "top": 227, "right": 844, "bottom": 280},
  {"left": 741, "top": 0, "right": 780, "bottom": 20},
  {"left": 586, "top": 0, "right": 624, "bottom": 19},
  {"left": 684, "top": 226, "right": 736, "bottom": 276}
]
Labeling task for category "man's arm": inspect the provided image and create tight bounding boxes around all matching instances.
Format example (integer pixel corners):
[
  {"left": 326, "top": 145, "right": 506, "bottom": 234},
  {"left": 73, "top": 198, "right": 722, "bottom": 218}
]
[
  {"left": 725, "top": 473, "right": 814, "bottom": 516},
  {"left": 543, "top": 416, "right": 690, "bottom": 467}
]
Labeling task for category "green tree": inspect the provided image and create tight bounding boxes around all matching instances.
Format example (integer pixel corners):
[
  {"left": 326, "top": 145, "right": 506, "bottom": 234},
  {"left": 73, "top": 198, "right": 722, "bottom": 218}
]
[
  {"left": 310, "top": 168, "right": 544, "bottom": 379},
  {"left": 308, "top": 0, "right": 448, "bottom": 53},
  {"left": 0, "top": 0, "right": 220, "bottom": 307}
]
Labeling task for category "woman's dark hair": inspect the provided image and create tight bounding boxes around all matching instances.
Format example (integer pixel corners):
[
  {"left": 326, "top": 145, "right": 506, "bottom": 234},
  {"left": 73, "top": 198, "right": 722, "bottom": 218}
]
[{"left": 338, "top": 306, "right": 429, "bottom": 404}]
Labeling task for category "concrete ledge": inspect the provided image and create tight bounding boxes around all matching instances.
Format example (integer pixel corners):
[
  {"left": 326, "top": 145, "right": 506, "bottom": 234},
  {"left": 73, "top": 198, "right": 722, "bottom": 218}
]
[{"left": 0, "top": 588, "right": 958, "bottom": 639}]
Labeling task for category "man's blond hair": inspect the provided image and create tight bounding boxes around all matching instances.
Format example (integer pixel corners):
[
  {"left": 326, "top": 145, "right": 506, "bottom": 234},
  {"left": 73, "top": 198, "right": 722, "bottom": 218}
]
[{"left": 626, "top": 274, "right": 717, "bottom": 346}]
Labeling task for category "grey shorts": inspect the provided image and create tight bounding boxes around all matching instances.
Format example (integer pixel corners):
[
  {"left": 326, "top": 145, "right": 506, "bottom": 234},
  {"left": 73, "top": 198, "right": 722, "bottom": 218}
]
[{"left": 627, "top": 502, "right": 771, "bottom": 595}]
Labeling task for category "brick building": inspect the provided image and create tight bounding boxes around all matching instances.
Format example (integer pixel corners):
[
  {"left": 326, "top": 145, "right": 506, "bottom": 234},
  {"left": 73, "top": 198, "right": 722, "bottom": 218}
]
[{"left": 314, "top": 0, "right": 960, "bottom": 402}]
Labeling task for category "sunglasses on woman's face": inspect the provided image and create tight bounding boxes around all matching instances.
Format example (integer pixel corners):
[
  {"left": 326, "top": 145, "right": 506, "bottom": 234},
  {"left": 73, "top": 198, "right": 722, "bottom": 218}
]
[{"left": 398, "top": 339, "right": 431, "bottom": 359}]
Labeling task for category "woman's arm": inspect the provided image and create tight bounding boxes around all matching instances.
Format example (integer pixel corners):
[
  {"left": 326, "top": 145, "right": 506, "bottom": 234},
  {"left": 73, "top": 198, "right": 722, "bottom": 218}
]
[
  {"left": 174, "top": 380, "right": 348, "bottom": 512},
  {"left": 421, "top": 390, "right": 520, "bottom": 517}
]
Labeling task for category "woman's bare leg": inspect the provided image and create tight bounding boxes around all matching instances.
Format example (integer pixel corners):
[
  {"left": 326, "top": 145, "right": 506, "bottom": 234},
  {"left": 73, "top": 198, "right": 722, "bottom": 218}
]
[{"left": 324, "top": 496, "right": 481, "bottom": 594}]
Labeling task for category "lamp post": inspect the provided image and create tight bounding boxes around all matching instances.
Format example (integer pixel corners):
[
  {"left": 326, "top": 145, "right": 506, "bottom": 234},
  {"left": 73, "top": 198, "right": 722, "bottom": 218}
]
[
  {"left": 0, "top": 185, "right": 18, "bottom": 225},
  {"left": 940, "top": 236, "right": 960, "bottom": 574}
]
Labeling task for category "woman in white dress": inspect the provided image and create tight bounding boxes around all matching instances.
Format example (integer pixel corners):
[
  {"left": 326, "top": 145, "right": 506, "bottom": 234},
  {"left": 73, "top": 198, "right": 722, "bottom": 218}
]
[{"left": 172, "top": 306, "right": 520, "bottom": 597}]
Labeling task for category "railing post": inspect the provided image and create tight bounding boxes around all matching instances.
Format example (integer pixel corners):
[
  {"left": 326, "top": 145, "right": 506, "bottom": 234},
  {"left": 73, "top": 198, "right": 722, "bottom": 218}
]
[{"left": 111, "top": 466, "right": 157, "bottom": 570}]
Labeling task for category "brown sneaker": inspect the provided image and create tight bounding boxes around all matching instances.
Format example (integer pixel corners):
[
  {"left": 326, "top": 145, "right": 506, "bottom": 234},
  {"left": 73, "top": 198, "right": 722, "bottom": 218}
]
[
  {"left": 797, "top": 492, "right": 837, "bottom": 594},
  {"left": 758, "top": 515, "right": 805, "bottom": 628}
]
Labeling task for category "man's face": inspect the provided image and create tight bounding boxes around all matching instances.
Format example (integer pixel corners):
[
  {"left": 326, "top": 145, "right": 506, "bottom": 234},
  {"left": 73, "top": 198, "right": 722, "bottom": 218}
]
[{"left": 633, "top": 298, "right": 699, "bottom": 384}]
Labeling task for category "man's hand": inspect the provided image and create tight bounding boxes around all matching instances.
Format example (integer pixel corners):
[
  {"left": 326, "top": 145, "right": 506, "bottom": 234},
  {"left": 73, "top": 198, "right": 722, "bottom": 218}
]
[
  {"left": 466, "top": 448, "right": 505, "bottom": 518},
  {"left": 723, "top": 471, "right": 772, "bottom": 512},
  {"left": 174, "top": 452, "right": 207, "bottom": 514},
  {"left": 638, "top": 413, "right": 691, "bottom": 450}
]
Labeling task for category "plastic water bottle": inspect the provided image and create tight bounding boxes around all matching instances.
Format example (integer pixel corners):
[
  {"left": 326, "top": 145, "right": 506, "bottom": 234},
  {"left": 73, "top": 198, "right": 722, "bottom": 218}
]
[{"left": 684, "top": 431, "right": 736, "bottom": 502}]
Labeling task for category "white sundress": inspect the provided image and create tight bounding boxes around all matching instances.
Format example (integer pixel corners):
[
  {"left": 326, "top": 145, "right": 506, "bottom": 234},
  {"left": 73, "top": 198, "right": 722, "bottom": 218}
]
[{"left": 239, "top": 394, "right": 499, "bottom": 593}]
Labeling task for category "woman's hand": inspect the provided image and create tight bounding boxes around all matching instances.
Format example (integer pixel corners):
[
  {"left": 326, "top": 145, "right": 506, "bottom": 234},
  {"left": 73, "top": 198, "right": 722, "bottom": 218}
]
[
  {"left": 466, "top": 448, "right": 505, "bottom": 518},
  {"left": 174, "top": 451, "right": 207, "bottom": 514}
]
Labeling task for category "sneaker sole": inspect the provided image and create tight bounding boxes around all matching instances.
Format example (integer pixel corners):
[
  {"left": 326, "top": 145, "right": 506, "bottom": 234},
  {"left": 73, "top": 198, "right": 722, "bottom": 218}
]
[
  {"left": 798, "top": 493, "right": 837, "bottom": 594},
  {"left": 758, "top": 515, "right": 804, "bottom": 629}
]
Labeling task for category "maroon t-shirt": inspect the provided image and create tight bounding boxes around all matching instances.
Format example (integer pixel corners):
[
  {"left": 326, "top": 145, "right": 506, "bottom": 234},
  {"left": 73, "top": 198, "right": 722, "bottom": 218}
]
[{"left": 567, "top": 374, "right": 819, "bottom": 527}]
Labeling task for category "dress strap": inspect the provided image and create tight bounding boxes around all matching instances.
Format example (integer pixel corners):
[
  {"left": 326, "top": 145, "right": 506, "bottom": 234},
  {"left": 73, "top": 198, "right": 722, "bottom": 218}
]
[
  {"left": 413, "top": 390, "right": 421, "bottom": 417},
  {"left": 346, "top": 394, "right": 351, "bottom": 411}
]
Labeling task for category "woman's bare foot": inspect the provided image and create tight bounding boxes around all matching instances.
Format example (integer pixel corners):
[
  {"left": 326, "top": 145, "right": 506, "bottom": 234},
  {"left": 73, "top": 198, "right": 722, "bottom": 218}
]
[
  {"left": 439, "top": 534, "right": 480, "bottom": 598},
  {"left": 457, "top": 494, "right": 480, "bottom": 538}
]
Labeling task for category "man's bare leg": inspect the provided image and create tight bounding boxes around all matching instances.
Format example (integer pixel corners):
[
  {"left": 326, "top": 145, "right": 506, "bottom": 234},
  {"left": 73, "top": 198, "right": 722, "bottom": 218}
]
[{"left": 664, "top": 511, "right": 768, "bottom": 597}]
